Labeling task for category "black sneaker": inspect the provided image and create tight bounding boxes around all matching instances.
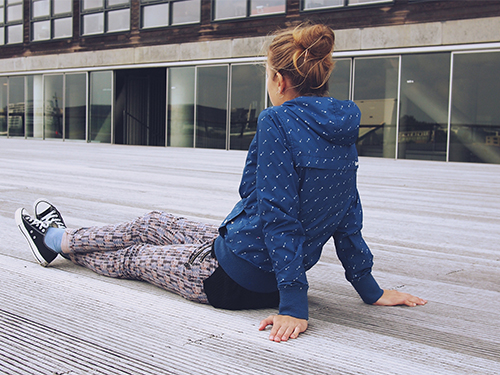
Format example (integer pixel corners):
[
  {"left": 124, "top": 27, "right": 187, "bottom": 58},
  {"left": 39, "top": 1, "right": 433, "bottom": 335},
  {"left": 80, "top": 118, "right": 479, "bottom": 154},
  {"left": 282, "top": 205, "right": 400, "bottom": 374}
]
[
  {"left": 34, "top": 199, "right": 66, "bottom": 229},
  {"left": 34, "top": 199, "right": 70, "bottom": 260},
  {"left": 15, "top": 208, "right": 58, "bottom": 267}
]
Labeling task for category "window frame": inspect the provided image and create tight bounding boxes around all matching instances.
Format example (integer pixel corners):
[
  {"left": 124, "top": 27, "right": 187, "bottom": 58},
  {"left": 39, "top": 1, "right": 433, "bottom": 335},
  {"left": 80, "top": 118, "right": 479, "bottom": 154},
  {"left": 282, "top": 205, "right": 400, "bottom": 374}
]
[
  {"left": 301, "top": 0, "right": 393, "bottom": 12},
  {"left": 30, "top": 0, "right": 73, "bottom": 42},
  {"left": 212, "top": 0, "right": 287, "bottom": 22},
  {"left": 80, "top": 0, "right": 131, "bottom": 36},
  {"left": 140, "top": 0, "right": 201, "bottom": 30},
  {"left": 1, "top": 0, "right": 24, "bottom": 45}
]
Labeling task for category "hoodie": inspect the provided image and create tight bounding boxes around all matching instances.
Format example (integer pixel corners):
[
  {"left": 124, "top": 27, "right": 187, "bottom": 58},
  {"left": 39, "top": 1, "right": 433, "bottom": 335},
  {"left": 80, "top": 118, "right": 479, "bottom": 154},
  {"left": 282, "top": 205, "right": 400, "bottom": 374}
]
[{"left": 214, "top": 96, "right": 383, "bottom": 320}]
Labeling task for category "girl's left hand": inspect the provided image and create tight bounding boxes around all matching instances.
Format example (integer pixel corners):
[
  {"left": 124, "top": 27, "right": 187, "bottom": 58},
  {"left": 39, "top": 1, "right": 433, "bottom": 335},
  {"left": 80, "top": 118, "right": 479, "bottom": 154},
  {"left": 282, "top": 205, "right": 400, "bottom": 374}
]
[
  {"left": 374, "top": 289, "right": 427, "bottom": 307},
  {"left": 259, "top": 314, "right": 308, "bottom": 342}
]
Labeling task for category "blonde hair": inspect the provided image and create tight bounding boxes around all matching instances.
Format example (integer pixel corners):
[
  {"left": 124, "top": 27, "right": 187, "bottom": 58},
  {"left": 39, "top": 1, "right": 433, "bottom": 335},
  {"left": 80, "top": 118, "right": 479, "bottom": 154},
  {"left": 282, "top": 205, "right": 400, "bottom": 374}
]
[{"left": 267, "top": 23, "right": 335, "bottom": 97}]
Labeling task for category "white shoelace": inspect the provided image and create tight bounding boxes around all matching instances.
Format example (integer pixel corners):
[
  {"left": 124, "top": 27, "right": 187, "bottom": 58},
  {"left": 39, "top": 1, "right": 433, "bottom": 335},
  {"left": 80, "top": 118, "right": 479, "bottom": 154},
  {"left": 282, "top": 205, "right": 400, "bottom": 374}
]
[{"left": 39, "top": 210, "right": 65, "bottom": 228}]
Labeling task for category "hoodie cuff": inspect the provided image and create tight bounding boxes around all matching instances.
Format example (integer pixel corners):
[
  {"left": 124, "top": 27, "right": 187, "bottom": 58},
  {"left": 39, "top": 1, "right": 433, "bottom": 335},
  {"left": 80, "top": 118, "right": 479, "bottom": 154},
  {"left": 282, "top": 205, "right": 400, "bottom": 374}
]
[
  {"left": 351, "top": 272, "right": 384, "bottom": 304},
  {"left": 278, "top": 285, "right": 309, "bottom": 320}
]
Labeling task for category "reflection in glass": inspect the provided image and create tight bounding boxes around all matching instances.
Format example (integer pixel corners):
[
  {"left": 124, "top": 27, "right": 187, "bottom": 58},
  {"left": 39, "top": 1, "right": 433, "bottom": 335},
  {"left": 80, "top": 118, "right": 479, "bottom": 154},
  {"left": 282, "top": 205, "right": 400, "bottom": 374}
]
[
  {"left": 214, "top": 0, "right": 246, "bottom": 20},
  {"left": 90, "top": 71, "right": 112, "bottom": 143},
  {"left": 142, "top": 3, "right": 168, "bottom": 28},
  {"left": 82, "top": 0, "right": 103, "bottom": 11},
  {"left": 303, "top": 0, "right": 343, "bottom": 10},
  {"left": 65, "top": 74, "right": 87, "bottom": 140},
  {"left": 399, "top": 53, "right": 450, "bottom": 161},
  {"left": 251, "top": 0, "right": 286, "bottom": 16},
  {"left": 8, "top": 76, "right": 25, "bottom": 137},
  {"left": 32, "top": 0, "right": 50, "bottom": 18},
  {"left": 349, "top": 0, "right": 391, "bottom": 5},
  {"left": 329, "top": 58, "right": 351, "bottom": 100},
  {"left": 353, "top": 57, "right": 399, "bottom": 158},
  {"left": 7, "top": 24, "right": 23, "bottom": 44},
  {"left": 53, "top": 0, "right": 72, "bottom": 14},
  {"left": 196, "top": 66, "right": 228, "bottom": 149},
  {"left": 230, "top": 64, "right": 265, "bottom": 150},
  {"left": 450, "top": 52, "right": 500, "bottom": 163},
  {"left": 33, "top": 20, "right": 51, "bottom": 41},
  {"left": 25, "top": 76, "right": 34, "bottom": 137},
  {"left": 7, "top": 4, "right": 22, "bottom": 22},
  {"left": 107, "top": 8, "right": 130, "bottom": 32},
  {"left": 0, "top": 77, "right": 7, "bottom": 136},
  {"left": 83, "top": 13, "right": 104, "bottom": 35},
  {"left": 53, "top": 17, "right": 72, "bottom": 38},
  {"left": 31, "top": 75, "right": 44, "bottom": 138},
  {"left": 172, "top": 0, "right": 200, "bottom": 25},
  {"left": 44, "top": 75, "right": 64, "bottom": 138},
  {"left": 168, "top": 67, "right": 195, "bottom": 147}
]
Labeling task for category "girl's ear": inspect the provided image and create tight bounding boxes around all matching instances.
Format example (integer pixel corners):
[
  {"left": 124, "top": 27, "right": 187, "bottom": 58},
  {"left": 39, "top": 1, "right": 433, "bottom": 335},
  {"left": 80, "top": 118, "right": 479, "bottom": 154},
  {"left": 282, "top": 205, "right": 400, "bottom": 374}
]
[{"left": 276, "top": 72, "right": 286, "bottom": 94}]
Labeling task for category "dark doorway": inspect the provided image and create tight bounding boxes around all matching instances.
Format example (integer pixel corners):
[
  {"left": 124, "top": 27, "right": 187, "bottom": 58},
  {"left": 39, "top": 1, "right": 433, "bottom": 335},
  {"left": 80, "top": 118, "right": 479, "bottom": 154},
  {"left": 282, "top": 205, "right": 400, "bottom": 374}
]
[{"left": 115, "top": 68, "right": 166, "bottom": 146}]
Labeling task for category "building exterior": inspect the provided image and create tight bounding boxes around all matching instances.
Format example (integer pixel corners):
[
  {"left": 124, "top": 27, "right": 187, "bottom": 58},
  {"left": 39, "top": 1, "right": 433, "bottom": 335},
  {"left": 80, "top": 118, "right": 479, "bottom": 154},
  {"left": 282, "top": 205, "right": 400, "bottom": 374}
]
[{"left": 1, "top": 0, "right": 499, "bottom": 164}]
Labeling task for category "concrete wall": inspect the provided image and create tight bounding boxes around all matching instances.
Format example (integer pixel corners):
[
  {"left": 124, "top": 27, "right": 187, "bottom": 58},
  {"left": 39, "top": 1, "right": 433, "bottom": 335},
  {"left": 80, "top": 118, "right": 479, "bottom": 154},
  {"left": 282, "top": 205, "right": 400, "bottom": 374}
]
[{"left": 1, "top": 16, "right": 500, "bottom": 74}]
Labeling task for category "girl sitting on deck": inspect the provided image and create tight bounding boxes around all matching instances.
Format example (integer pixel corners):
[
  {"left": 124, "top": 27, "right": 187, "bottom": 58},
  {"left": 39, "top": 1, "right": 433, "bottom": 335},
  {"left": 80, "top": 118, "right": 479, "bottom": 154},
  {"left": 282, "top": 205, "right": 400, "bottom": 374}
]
[{"left": 15, "top": 23, "right": 426, "bottom": 343}]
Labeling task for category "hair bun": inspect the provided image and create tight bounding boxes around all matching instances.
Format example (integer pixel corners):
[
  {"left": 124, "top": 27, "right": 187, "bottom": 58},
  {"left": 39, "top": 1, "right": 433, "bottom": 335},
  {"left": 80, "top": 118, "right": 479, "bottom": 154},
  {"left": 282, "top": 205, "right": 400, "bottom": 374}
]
[{"left": 292, "top": 24, "right": 335, "bottom": 60}]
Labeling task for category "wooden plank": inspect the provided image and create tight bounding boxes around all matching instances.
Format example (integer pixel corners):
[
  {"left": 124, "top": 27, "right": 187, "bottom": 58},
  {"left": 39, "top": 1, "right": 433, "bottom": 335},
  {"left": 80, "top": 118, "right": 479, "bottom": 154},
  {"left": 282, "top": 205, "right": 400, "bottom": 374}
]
[{"left": 0, "top": 138, "right": 499, "bottom": 374}]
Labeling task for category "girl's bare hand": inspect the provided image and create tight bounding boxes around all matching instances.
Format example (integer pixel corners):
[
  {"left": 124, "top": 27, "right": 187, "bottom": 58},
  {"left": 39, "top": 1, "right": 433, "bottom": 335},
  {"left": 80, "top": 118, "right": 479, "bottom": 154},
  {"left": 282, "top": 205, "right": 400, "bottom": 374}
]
[{"left": 258, "top": 314, "right": 308, "bottom": 342}]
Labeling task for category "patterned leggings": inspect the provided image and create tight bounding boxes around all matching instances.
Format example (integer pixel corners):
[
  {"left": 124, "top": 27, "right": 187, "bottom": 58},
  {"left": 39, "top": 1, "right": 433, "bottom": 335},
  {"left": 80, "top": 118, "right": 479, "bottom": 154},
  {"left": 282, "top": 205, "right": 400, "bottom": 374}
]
[{"left": 65, "top": 211, "right": 219, "bottom": 304}]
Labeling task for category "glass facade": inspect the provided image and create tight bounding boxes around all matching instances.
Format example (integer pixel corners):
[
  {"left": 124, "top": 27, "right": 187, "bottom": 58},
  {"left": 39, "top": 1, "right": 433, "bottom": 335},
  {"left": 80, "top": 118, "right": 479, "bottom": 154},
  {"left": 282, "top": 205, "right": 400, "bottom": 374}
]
[
  {"left": 353, "top": 57, "right": 399, "bottom": 158},
  {"left": 141, "top": 0, "right": 201, "bottom": 28},
  {"left": 1, "top": 49, "right": 499, "bottom": 164},
  {"left": 214, "top": 0, "right": 286, "bottom": 20},
  {"left": 450, "top": 52, "right": 500, "bottom": 164},
  {"left": 31, "top": 0, "right": 73, "bottom": 41},
  {"left": 398, "top": 53, "right": 450, "bottom": 161},
  {"left": 81, "top": 0, "right": 130, "bottom": 35},
  {"left": 89, "top": 71, "right": 112, "bottom": 143},
  {"left": 303, "top": 0, "right": 391, "bottom": 10},
  {"left": 196, "top": 66, "right": 228, "bottom": 149},
  {"left": 168, "top": 67, "right": 195, "bottom": 147}
]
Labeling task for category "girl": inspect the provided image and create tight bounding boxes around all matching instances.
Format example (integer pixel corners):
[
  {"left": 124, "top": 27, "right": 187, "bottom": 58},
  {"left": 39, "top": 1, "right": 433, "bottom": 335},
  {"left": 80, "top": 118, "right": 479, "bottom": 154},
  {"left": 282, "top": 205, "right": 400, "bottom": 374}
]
[{"left": 16, "top": 23, "right": 427, "bottom": 343}]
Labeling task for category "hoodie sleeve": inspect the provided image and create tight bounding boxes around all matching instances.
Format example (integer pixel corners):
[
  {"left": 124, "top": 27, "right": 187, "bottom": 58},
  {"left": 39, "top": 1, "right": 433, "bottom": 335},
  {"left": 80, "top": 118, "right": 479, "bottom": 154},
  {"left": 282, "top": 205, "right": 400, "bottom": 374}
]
[
  {"left": 333, "top": 190, "right": 384, "bottom": 304},
  {"left": 255, "top": 108, "right": 309, "bottom": 320}
]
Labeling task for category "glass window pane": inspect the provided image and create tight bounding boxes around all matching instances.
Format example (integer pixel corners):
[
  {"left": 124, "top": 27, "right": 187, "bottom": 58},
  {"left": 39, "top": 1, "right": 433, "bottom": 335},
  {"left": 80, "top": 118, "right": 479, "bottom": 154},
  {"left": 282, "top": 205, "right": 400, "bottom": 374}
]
[
  {"left": 230, "top": 64, "right": 265, "bottom": 150},
  {"left": 107, "top": 8, "right": 129, "bottom": 32},
  {"left": 32, "top": 0, "right": 50, "bottom": 18},
  {"left": 196, "top": 66, "right": 228, "bottom": 149},
  {"left": 172, "top": 0, "right": 200, "bottom": 25},
  {"left": 303, "top": 0, "right": 343, "bottom": 10},
  {"left": 0, "top": 8, "right": 4, "bottom": 24},
  {"left": 8, "top": 76, "right": 25, "bottom": 137},
  {"left": 30, "top": 75, "right": 44, "bottom": 138},
  {"left": 107, "top": 0, "right": 129, "bottom": 6},
  {"left": 450, "top": 51, "right": 500, "bottom": 164},
  {"left": 251, "top": 0, "right": 285, "bottom": 16},
  {"left": 0, "top": 77, "right": 7, "bottom": 136},
  {"left": 65, "top": 74, "right": 86, "bottom": 140},
  {"left": 7, "top": 4, "right": 22, "bottom": 21},
  {"left": 83, "top": 0, "right": 103, "bottom": 11},
  {"left": 32, "top": 20, "right": 51, "bottom": 41},
  {"left": 354, "top": 57, "right": 399, "bottom": 158},
  {"left": 214, "top": 0, "right": 246, "bottom": 20},
  {"left": 53, "top": 17, "right": 72, "bottom": 38},
  {"left": 142, "top": 3, "right": 168, "bottom": 29},
  {"left": 53, "top": 0, "right": 72, "bottom": 15},
  {"left": 44, "top": 75, "right": 64, "bottom": 139},
  {"left": 349, "top": 0, "right": 391, "bottom": 5},
  {"left": 90, "top": 71, "right": 112, "bottom": 143},
  {"left": 83, "top": 12, "right": 104, "bottom": 35},
  {"left": 398, "top": 53, "right": 450, "bottom": 161},
  {"left": 329, "top": 58, "right": 351, "bottom": 100},
  {"left": 7, "top": 24, "right": 23, "bottom": 44},
  {"left": 168, "top": 67, "right": 195, "bottom": 147}
]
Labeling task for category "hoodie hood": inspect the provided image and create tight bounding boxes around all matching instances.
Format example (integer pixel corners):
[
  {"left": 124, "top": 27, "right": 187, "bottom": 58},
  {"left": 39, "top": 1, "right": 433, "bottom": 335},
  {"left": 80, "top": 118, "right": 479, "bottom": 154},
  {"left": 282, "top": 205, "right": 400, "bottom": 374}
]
[{"left": 279, "top": 96, "right": 360, "bottom": 146}]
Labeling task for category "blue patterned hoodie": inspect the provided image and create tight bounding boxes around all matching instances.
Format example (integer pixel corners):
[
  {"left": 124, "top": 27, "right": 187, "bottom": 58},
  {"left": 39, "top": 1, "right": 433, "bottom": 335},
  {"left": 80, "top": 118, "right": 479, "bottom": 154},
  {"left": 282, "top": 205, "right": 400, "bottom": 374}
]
[{"left": 214, "top": 96, "right": 383, "bottom": 320}]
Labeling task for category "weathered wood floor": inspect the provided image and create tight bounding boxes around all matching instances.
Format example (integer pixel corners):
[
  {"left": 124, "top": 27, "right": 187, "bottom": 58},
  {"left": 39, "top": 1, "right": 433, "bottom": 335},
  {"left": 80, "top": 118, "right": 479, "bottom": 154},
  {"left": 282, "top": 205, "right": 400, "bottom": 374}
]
[{"left": 1, "top": 138, "right": 499, "bottom": 375}]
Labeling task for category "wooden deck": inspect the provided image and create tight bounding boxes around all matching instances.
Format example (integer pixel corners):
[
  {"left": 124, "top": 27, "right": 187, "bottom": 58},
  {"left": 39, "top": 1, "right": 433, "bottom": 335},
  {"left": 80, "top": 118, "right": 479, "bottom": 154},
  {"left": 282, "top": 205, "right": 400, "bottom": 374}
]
[{"left": 1, "top": 138, "right": 499, "bottom": 375}]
